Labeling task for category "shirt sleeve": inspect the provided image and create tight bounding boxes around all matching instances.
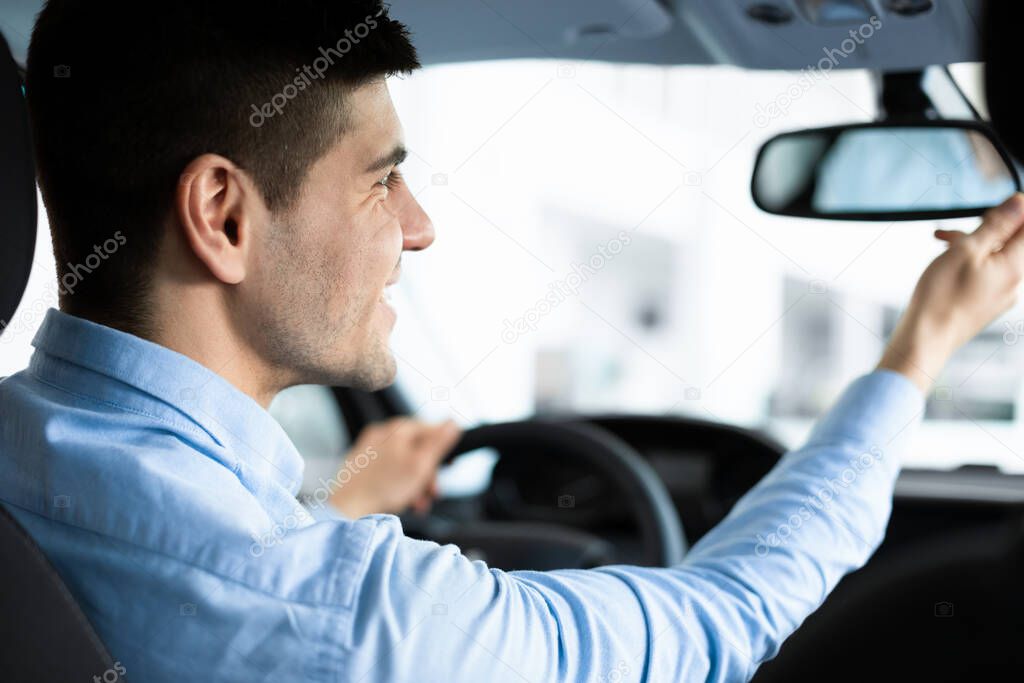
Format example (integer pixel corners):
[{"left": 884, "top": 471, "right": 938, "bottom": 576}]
[{"left": 340, "top": 370, "right": 925, "bottom": 683}]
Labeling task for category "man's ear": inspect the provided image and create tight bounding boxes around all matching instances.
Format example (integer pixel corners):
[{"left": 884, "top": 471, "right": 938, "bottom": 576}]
[{"left": 175, "top": 154, "right": 261, "bottom": 285}]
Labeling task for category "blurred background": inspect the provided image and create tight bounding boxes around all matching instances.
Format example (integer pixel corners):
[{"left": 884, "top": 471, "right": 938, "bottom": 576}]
[{"left": 4, "top": 60, "right": 1022, "bottom": 496}]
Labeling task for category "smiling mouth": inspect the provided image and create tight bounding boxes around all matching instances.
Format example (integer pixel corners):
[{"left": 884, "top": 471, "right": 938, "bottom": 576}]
[
  {"left": 385, "top": 258, "right": 402, "bottom": 287},
  {"left": 381, "top": 260, "right": 401, "bottom": 300},
  {"left": 379, "top": 259, "right": 402, "bottom": 311},
  {"left": 380, "top": 279, "right": 398, "bottom": 307}
]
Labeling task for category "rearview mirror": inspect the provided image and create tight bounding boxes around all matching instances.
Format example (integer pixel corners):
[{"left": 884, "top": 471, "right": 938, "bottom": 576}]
[{"left": 751, "top": 121, "right": 1021, "bottom": 221}]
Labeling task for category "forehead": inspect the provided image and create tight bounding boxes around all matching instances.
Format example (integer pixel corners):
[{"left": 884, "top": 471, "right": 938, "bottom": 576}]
[
  {"left": 342, "top": 80, "right": 402, "bottom": 164},
  {"left": 296, "top": 79, "right": 402, "bottom": 199}
]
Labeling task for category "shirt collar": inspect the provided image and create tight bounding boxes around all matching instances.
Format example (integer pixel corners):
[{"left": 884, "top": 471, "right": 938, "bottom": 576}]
[{"left": 30, "top": 308, "right": 305, "bottom": 498}]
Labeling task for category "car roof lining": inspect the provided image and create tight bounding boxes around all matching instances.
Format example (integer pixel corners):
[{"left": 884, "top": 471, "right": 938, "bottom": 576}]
[{"left": 0, "top": 0, "right": 983, "bottom": 71}]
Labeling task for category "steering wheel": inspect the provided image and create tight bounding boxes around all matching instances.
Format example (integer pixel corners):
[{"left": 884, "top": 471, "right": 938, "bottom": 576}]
[{"left": 416, "top": 420, "right": 688, "bottom": 569}]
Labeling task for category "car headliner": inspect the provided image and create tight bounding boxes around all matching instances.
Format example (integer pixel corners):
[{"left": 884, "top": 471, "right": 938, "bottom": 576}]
[{"left": 0, "top": 0, "right": 984, "bottom": 71}]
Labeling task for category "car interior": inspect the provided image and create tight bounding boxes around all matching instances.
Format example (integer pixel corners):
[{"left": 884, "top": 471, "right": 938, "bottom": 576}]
[{"left": 3, "top": 1, "right": 1024, "bottom": 680}]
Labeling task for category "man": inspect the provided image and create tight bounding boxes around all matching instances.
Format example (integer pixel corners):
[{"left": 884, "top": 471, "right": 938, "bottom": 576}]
[{"left": 1, "top": 1, "right": 1021, "bottom": 681}]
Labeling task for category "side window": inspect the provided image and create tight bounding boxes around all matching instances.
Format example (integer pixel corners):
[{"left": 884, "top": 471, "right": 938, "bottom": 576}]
[{"left": 268, "top": 385, "right": 350, "bottom": 496}]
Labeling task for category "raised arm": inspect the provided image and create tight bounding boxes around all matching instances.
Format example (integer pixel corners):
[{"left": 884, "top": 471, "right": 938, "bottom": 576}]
[{"left": 342, "top": 195, "right": 1024, "bottom": 682}]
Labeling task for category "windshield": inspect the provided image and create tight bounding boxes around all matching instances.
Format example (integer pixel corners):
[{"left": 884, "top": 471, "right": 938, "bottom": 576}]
[{"left": 386, "top": 60, "right": 1024, "bottom": 475}]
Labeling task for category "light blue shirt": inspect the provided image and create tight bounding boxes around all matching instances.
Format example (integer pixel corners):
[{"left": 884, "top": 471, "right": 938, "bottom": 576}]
[{"left": 0, "top": 308, "right": 924, "bottom": 682}]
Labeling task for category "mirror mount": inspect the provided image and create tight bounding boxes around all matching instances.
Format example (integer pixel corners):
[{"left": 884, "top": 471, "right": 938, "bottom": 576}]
[{"left": 876, "top": 70, "right": 938, "bottom": 121}]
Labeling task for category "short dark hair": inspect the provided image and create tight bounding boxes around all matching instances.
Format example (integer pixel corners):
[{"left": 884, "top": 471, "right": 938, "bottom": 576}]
[{"left": 26, "top": 0, "right": 419, "bottom": 334}]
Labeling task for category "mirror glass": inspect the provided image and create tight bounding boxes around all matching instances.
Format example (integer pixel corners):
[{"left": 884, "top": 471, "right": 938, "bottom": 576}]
[{"left": 753, "top": 124, "right": 1020, "bottom": 220}]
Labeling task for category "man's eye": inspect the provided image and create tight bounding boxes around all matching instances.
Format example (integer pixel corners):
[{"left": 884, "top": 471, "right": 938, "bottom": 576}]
[{"left": 380, "top": 169, "right": 402, "bottom": 190}]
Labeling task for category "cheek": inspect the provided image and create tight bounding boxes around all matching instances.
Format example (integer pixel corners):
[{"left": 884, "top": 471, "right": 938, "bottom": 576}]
[
  {"left": 322, "top": 231, "right": 390, "bottom": 310},
  {"left": 281, "top": 217, "right": 350, "bottom": 305},
  {"left": 303, "top": 202, "right": 402, "bottom": 310},
  {"left": 360, "top": 205, "right": 404, "bottom": 269}
]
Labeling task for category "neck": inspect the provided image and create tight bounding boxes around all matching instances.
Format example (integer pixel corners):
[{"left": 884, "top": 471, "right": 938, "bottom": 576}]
[{"left": 146, "top": 272, "right": 284, "bottom": 410}]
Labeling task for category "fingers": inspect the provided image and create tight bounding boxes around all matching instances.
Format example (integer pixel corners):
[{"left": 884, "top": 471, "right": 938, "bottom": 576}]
[
  {"left": 410, "top": 492, "right": 433, "bottom": 515},
  {"left": 414, "top": 420, "right": 462, "bottom": 464},
  {"left": 998, "top": 205, "right": 1024, "bottom": 266},
  {"left": 935, "top": 229, "right": 968, "bottom": 244},
  {"left": 358, "top": 417, "right": 461, "bottom": 464},
  {"left": 968, "top": 193, "right": 1024, "bottom": 252},
  {"left": 367, "top": 416, "right": 419, "bottom": 449},
  {"left": 410, "top": 476, "right": 440, "bottom": 515}
]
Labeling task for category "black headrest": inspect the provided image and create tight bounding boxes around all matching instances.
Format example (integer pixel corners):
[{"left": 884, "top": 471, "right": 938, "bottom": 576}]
[
  {"left": 0, "top": 32, "right": 37, "bottom": 339},
  {"left": 984, "top": 4, "right": 1024, "bottom": 163}
]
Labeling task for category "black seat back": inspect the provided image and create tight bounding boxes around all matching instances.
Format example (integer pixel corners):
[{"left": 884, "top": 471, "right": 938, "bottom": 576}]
[
  {"left": 0, "top": 29, "right": 123, "bottom": 680},
  {"left": 0, "top": 30, "right": 35, "bottom": 331},
  {"left": 752, "top": 520, "right": 1024, "bottom": 682},
  {"left": 0, "top": 506, "right": 123, "bottom": 679}
]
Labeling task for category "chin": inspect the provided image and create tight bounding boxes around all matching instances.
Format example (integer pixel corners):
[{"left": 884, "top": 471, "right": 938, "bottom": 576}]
[{"left": 346, "top": 348, "right": 397, "bottom": 392}]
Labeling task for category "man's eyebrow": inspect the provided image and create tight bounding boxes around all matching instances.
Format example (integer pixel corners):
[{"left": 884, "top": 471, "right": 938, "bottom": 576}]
[{"left": 364, "top": 145, "right": 408, "bottom": 175}]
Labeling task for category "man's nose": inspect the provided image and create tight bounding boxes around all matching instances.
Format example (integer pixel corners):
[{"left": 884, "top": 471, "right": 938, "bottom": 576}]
[{"left": 398, "top": 190, "right": 435, "bottom": 252}]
